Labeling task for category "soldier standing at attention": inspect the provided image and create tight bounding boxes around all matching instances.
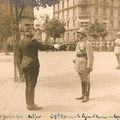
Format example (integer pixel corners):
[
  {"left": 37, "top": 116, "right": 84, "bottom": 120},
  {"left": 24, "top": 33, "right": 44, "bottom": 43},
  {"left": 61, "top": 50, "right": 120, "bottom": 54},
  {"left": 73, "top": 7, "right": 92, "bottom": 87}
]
[
  {"left": 73, "top": 28, "right": 94, "bottom": 103},
  {"left": 18, "top": 30, "right": 55, "bottom": 110},
  {"left": 114, "top": 32, "right": 120, "bottom": 69}
]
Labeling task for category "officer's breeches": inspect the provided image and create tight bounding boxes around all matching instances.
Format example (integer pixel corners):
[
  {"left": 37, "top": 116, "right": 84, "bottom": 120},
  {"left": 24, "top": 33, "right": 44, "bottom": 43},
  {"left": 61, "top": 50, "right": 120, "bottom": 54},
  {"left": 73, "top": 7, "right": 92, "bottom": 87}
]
[
  {"left": 78, "top": 72, "right": 90, "bottom": 83},
  {"left": 24, "top": 67, "right": 39, "bottom": 88}
]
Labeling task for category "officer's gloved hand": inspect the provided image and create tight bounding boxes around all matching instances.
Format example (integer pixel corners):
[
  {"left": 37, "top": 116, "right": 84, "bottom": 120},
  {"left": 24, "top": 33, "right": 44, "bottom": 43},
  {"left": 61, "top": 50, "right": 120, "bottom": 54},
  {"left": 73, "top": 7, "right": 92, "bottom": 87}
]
[
  {"left": 53, "top": 44, "right": 60, "bottom": 51},
  {"left": 86, "top": 68, "right": 93, "bottom": 73}
]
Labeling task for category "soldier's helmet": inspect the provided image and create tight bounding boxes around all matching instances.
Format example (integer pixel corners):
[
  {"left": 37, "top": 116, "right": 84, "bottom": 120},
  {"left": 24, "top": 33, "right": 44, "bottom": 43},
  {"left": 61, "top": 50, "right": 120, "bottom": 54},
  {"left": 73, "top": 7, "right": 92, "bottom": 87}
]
[{"left": 76, "top": 28, "right": 88, "bottom": 36}]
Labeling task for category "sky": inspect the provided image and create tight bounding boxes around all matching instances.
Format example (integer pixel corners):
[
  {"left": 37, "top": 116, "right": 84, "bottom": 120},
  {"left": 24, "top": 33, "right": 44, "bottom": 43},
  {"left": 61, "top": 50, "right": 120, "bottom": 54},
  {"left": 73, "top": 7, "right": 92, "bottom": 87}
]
[
  {"left": 34, "top": 6, "right": 53, "bottom": 18},
  {"left": 34, "top": 6, "right": 53, "bottom": 28}
]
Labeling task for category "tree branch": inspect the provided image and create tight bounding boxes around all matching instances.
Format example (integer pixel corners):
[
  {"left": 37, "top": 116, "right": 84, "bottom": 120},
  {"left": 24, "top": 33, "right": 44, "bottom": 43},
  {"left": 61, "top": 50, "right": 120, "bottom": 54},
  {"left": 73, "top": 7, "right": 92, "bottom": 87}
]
[{"left": 18, "top": 7, "right": 25, "bottom": 21}]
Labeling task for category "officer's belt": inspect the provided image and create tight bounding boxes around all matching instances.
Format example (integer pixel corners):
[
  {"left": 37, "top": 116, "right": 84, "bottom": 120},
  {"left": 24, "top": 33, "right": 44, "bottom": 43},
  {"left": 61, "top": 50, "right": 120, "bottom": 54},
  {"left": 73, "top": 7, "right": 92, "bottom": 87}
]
[{"left": 76, "top": 54, "right": 87, "bottom": 59}]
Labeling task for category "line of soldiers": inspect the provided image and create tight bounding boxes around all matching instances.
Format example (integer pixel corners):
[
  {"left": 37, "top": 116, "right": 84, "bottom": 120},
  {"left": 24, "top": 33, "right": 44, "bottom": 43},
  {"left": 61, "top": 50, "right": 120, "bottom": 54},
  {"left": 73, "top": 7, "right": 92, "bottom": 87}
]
[{"left": 92, "top": 40, "right": 115, "bottom": 52}]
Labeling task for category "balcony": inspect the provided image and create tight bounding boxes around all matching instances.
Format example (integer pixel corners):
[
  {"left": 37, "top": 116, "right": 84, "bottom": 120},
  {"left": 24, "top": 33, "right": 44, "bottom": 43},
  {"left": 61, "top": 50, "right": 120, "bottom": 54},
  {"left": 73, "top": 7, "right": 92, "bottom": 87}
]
[
  {"left": 78, "top": 0, "right": 90, "bottom": 6},
  {"left": 79, "top": 13, "right": 90, "bottom": 19}
]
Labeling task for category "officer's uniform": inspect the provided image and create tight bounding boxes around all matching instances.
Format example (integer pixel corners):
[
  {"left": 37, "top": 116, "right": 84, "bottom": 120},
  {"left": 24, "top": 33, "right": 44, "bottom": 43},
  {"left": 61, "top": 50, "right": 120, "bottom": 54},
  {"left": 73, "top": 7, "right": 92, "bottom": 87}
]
[
  {"left": 18, "top": 31, "right": 54, "bottom": 110},
  {"left": 74, "top": 28, "right": 94, "bottom": 103},
  {"left": 114, "top": 32, "right": 120, "bottom": 69}
]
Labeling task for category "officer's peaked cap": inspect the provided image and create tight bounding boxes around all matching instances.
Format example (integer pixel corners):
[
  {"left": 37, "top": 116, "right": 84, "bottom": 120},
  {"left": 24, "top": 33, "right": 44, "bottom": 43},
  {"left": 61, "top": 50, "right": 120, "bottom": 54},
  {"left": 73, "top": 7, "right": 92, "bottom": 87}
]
[
  {"left": 24, "top": 30, "right": 33, "bottom": 37},
  {"left": 76, "top": 28, "right": 87, "bottom": 36}
]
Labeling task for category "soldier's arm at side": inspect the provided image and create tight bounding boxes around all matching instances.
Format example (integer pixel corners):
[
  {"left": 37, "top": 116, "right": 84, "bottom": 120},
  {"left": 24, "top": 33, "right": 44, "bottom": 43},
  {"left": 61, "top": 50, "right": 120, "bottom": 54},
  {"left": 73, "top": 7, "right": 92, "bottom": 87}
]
[
  {"left": 32, "top": 39, "right": 54, "bottom": 51},
  {"left": 86, "top": 42, "right": 94, "bottom": 69}
]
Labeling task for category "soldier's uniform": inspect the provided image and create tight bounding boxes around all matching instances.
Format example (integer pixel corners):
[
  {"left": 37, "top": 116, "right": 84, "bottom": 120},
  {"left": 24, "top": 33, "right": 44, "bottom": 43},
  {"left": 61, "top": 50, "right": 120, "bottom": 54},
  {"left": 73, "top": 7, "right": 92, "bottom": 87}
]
[
  {"left": 114, "top": 32, "right": 120, "bottom": 69},
  {"left": 74, "top": 28, "right": 94, "bottom": 103},
  {"left": 18, "top": 30, "right": 54, "bottom": 110}
]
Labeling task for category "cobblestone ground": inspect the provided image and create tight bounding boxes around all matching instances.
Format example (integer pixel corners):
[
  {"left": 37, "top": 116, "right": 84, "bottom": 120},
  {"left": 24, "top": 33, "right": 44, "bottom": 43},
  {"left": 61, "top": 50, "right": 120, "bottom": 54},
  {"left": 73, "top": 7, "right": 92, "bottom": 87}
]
[{"left": 0, "top": 52, "right": 120, "bottom": 120}]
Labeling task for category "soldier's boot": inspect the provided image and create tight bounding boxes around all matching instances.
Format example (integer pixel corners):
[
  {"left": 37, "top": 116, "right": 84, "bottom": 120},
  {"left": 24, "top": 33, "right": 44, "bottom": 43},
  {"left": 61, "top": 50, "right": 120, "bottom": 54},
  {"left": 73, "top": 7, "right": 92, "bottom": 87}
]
[
  {"left": 76, "top": 82, "right": 85, "bottom": 100},
  {"left": 82, "top": 82, "right": 90, "bottom": 103}
]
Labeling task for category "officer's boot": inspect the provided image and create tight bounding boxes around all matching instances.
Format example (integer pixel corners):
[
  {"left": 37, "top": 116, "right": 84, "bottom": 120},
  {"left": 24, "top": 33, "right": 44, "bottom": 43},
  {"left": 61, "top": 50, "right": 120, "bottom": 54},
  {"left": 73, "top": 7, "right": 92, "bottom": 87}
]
[
  {"left": 25, "top": 87, "right": 31, "bottom": 107},
  {"left": 27, "top": 87, "right": 42, "bottom": 110},
  {"left": 76, "top": 82, "right": 85, "bottom": 100},
  {"left": 82, "top": 82, "right": 90, "bottom": 103},
  {"left": 29, "top": 87, "right": 35, "bottom": 106}
]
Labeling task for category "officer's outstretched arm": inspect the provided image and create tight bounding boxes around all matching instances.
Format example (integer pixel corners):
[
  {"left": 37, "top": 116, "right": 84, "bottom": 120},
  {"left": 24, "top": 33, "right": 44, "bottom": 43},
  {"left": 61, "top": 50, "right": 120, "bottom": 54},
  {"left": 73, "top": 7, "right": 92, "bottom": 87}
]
[{"left": 32, "top": 39, "right": 54, "bottom": 51}]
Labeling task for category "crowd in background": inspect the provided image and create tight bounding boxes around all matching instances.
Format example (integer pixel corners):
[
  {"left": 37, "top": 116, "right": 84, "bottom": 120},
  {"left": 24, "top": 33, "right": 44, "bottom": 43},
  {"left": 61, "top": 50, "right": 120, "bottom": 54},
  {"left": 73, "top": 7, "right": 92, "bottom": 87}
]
[{"left": 91, "top": 40, "right": 115, "bottom": 52}]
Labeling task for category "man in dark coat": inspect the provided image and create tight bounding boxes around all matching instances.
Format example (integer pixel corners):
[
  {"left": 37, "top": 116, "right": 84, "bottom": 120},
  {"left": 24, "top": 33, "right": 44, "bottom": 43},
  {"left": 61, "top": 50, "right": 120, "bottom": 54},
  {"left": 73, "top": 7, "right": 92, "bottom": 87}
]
[{"left": 18, "top": 30, "right": 54, "bottom": 110}]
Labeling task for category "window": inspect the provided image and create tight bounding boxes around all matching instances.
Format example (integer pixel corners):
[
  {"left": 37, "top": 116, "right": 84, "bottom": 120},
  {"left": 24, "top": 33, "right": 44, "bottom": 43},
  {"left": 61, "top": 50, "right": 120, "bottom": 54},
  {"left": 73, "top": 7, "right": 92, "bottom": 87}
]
[
  {"left": 95, "top": 0, "right": 98, "bottom": 4},
  {"left": 53, "top": 5, "right": 55, "bottom": 11},
  {"left": 62, "top": 11, "right": 64, "bottom": 18},
  {"left": 58, "top": 12, "right": 60, "bottom": 19},
  {"left": 111, "top": 0, "right": 113, "bottom": 4},
  {"left": 73, "top": 0, "right": 75, "bottom": 6},
  {"left": 95, "top": 7, "right": 98, "bottom": 15},
  {"left": 119, "top": 21, "right": 120, "bottom": 27},
  {"left": 110, "top": 9, "right": 113, "bottom": 16},
  {"left": 67, "top": 21, "right": 69, "bottom": 28},
  {"left": 67, "top": 0, "right": 69, "bottom": 7},
  {"left": 73, "top": 8, "right": 75, "bottom": 17},
  {"left": 73, "top": 20, "right": 75, "bottom": 27},
  {"left": 58, "top": 3, "right": 60, "bottom": 10},
  {"left": 82, "top": 7, "right": 87, "bottom": 13},
  {"left": 62, "top": 1, "right": 64, "bottom": 9},
  {"left": 67, "top": 32, "right": 69, "bottom": 41},
  {"left": 118, "top": 9, "right": 120, "bottom": 17},
  {"left": 67, "top": 9, "right": 69, "bottom": 17},
  {"left": 95, "top": 19, "right": 98, "bottom": 23},
  {"left": 103, "top": 8, "right": 107, "bottom": 18},
  {"left": 110, "top": 20, "right": 113, "bottom": 27},
  {"left": 73, "top": 32, "right": 75, "bottom": 41}
]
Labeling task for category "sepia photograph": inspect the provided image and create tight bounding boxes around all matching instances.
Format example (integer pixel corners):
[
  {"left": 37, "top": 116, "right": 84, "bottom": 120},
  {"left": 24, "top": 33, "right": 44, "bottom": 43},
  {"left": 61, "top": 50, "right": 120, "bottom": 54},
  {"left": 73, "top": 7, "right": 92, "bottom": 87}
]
[{"left": 0, "top": 0, "right": 120, "bottom": 120}]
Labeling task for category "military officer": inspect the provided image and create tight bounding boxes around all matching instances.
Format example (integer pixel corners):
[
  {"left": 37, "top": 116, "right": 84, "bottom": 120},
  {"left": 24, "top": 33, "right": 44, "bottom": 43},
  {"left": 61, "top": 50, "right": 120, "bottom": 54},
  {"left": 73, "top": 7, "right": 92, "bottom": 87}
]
[
  {"left": 74, "top": 28, "right": 94, "bottom": 103},
  {"left": 18, "top": 29, "right": 54, "bottom": 110},
  {"left": 114, "top": 32, "right": 120, "bottom": 69}
]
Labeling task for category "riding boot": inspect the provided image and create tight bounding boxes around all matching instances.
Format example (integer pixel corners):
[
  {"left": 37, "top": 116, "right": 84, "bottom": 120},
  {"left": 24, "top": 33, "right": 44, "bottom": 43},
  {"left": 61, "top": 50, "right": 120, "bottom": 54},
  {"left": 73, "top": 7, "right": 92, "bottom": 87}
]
[
  {"left": 25, "top": 87, "right": 30, "bottom": 106},
  {"left": 76, "top": 82, "right": 85, "bottom": 100},
  {"left": 82, "top": 82, "right": 90, "bottom": 103},
  {"left": 29, "top": 87, "right": 35, "bottom": 106}
]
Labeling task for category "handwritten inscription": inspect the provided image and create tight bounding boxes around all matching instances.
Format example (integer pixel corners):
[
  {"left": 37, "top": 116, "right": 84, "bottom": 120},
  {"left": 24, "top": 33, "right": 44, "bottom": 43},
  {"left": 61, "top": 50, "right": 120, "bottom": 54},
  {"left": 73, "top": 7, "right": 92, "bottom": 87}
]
[{"left": 0, "top": 113, "right": 120, "bottom": 120}]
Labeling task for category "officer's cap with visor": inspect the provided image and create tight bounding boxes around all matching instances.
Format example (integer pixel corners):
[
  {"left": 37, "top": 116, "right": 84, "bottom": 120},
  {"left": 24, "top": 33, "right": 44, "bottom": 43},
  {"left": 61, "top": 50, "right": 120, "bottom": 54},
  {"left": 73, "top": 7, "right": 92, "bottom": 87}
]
[
  {"left": 76, "top": 28, "right": 87, "bottom": 37},
  {"left": 24, "top": 30, "right": 34, "bottom": 37}
]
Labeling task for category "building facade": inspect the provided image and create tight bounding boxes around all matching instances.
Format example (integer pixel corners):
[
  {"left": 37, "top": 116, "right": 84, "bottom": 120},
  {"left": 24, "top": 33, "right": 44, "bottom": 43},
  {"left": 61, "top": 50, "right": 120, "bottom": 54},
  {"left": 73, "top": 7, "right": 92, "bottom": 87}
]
[
  {"left": 53, "top": 0, "right": 120, "bottom": 42},
  {"left": 0, "top": 0, "right": 34, "bottom": 31}
]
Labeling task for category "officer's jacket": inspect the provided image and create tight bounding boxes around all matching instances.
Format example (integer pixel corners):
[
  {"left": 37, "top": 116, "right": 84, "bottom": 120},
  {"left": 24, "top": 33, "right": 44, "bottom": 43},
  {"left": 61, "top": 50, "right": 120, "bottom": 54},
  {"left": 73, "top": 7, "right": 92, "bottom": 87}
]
[
  {"left": 18, "top": 36, "right": 54, "bottom": 70},
  {"left": 75, "top": 40, "right": 94, "bottom": 71}
]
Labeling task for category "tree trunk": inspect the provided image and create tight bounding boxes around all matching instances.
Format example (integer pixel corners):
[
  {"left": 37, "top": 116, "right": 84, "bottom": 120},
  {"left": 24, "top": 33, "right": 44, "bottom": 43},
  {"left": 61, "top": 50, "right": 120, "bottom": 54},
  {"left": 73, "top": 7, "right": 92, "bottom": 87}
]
[
  {"left": 4, "top": 37, "right": 9, "bottom": 55},
  {"left": 10, "top": 0, "right": 18, "bottom": 81}
]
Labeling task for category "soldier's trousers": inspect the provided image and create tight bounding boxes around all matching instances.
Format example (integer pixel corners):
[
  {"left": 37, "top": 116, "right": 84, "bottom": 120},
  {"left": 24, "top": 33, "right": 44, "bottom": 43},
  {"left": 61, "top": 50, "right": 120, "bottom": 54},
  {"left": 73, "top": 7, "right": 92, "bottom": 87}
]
[{"left": 23, "top": 67, "right": 39, "bottom": 106}]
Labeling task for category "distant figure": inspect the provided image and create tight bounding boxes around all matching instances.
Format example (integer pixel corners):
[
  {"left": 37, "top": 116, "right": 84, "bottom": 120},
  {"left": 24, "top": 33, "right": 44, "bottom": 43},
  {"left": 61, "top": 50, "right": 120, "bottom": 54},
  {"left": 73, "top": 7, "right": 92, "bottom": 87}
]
[
  {"left": 73, "top": 28, "right": 94, "bottom": 103},
  {"left": 18, "top": 30, "right": 55, "bottom": 110},
  {"left": 114, "top": 32, "right": 120, "bottom": 69}
]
